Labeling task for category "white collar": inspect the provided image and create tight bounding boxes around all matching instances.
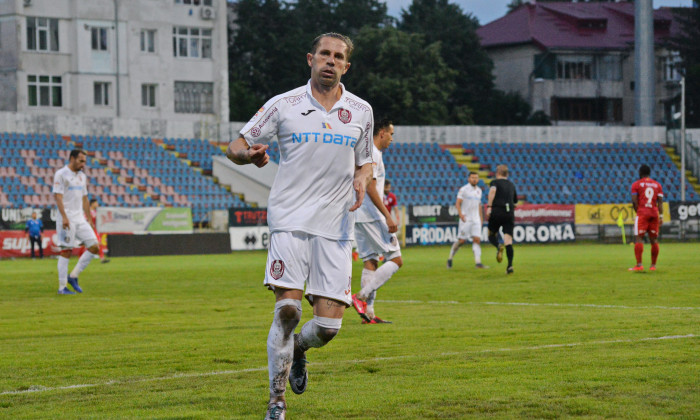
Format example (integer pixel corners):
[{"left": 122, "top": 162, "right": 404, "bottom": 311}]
[{"left": 305, "top": 79, "right": 347, "bottom": 112}]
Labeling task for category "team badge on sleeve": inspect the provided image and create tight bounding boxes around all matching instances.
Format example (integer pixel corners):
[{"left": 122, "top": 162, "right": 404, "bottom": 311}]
[
  {"left": 338, "top": 109, "right": 352, "bottom": 124},
  {"left": 270, "top": 260, "right": 285, "bottom": 280},
  {"left": 252, "top": 127, "right": 261, "bottom": 137}
]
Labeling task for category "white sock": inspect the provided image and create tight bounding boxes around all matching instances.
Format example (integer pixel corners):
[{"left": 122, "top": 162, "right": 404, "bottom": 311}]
[
  {"left": 448, "top": 242, "right": 461, "bottom": 259},
  {"left": 472, "top": 242, "right": 482, "bottom": 264},
  {"left": 58, "top": 256, "right": 69, "bottom": 289},
  {"left": 297, "top": 316, "right": 342, "bottom": 352},
  {"left": 70, "top": 251, "right": 97, "bottom": 278},
  {"left": 361, "top": 269, "right": 377, "bottom": 308},
  {"left": 359, "top": 261, "right": 399, "bottom": 299},
  {"left": 267, "top": 299, "right": 301, "bottom": 398}
]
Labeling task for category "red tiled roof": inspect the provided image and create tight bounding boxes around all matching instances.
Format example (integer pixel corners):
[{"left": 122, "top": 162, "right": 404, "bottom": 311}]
[{"left": 477, "top": 2, "right": 682, "bottom": 51}]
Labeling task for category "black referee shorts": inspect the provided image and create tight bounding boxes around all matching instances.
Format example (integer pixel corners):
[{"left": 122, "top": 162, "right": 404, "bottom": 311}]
[{"left": 488, "top": 209, "right": 515, "bottom": 236}]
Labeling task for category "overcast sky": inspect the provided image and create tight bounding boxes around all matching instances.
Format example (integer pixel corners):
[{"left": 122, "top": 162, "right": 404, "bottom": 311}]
[{"left": 384, "top": 0, "right": 695, "bottom": 26}]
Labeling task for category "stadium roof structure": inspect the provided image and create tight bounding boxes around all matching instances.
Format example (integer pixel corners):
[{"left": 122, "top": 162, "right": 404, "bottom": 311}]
[{"left": 476, "top": 2, "right": 683, "bottom": 51}]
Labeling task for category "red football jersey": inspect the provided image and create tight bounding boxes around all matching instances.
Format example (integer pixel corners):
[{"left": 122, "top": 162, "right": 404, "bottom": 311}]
[
  {"left": 383, "top": 192, "right": 397, "bottom": 213},
  {"left": 631, "top": 178, "right": 663, "bottom": 213}
]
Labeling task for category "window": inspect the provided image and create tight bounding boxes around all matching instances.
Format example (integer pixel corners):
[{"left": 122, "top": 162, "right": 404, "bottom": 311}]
[
  {"left": 598, "top": 55, "right": 622, "bottom": 81},
  {"left": 91, "top": 27, "right": 108, "bottom": 51},
  {"left": 94, "top": 82, "right": 110, "bottom": 106},
  {"left": 175, "top": 0, "right": 212, "bottom": 5},
  {"left": 556, "top": 55, "right": 593, "bottom": 80},
  {"left": 140, "top": 29, "right": 156, "bottom": 53},
  {"left": 142, "top": 84, "right": 157, "bottom": 107},
  {"left": 172, "top": 27, "right": 212, "bottom": 59},
  {"left": 27, "top": 75, "right": 62, "bottom": 107},
  {"left": 174, "top": 81, "right": 213, "bottom": 113},
  {"left": 662, "top": 52, "right": 682, "bottom": 82},
  {"left": 551, "top": 97, "right": 621, "bottom": 122},
  {"left": 27, "top": 17, "right": 59, "bottom": 51}
]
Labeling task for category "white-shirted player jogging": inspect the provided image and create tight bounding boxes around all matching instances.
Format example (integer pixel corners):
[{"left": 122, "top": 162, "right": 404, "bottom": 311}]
[
  {"left": 447, "top": 172, "right": 488, "bottom": 269},
  {"left": 226, "top": 32, "right": 373, "bottom": 420},
  {"left": 350, "top": 118, "right": 403, "bottom": 324},
  {"left": 53, "top": 149, "right": 100, "bottom": 294}
]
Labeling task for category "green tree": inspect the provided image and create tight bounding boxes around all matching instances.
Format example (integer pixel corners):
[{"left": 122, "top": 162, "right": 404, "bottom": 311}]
[
  {"left": 672, "top": 2, "right": 700, "bottom": 127},
  {"left": 227, "top": 0, "right": 391, "bottom": 121},
  {"left": 345, "top": 27, "right": 456, "bottom": 124},
  {"left": 399, "top": 0, "right": 494, "bottom": 124},
  {"left": 292, "top": 0, "right": 391, "bottom": 36},
  {"left": 228, "top": 0, "right": 305, "bottom": 120},
  {"left": 526, "top": 110, "right": 552, "bottom": 126},
  {"left": 477, "top": 90, "right": 532, "bottom": 126},
  {"left": 506, "top": 0, "right": 524, "bottom": 14}
]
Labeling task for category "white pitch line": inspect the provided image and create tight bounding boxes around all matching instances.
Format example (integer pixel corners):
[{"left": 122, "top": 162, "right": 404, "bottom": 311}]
[
  {"left": 1, "top": 334, "right": 695, "bottom": 397},
  {"left": 377, "top": 300, "right": 700, "bottom": 311}
]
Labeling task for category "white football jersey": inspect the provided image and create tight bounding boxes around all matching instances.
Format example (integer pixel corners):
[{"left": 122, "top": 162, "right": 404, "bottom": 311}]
[
  {"left": 355, "top": 144, "right": 385, "bottom": 223},
  {"left": 53, "top": 165, "right": 88, "bottom": 222},
  {"left": 241, "top": 80, "right": 374, "bottom": 240},
  {"left": 457, "top": 183, "right": 482, "bottom": 223}
]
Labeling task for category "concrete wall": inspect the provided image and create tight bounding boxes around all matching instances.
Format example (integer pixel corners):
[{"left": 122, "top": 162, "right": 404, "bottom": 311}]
[
  {"left": 0, "top": 110, "right": 246, "bottom": 140},
  {"left": 0, "top": 13, "right": 19, "bottom": 112},
  {"left": 489, "top": 44, "right": 539, "bottom": 95},
  {"left": 688, "top": 129, "right": 700, "bottom": 147},
  {"left": 622, "top": 51, "right": 636, "bottom": 125},
  {"left": 212, "top": 155, "right": 278, "bottom": 207},
  {"left": 0, "top": 111, "right": 668, "bottom": 144},
  {"left": 392, "top": 125, "right": 667, "bottom": 144}
]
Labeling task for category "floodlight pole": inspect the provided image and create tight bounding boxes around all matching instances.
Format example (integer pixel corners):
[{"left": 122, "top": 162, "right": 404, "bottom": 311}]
[
  {"left": 680, "top": 76, "right": 686, "bottom": 202},
  {"left": 634, "top": 0, "right": 655, "bottom": 126}
]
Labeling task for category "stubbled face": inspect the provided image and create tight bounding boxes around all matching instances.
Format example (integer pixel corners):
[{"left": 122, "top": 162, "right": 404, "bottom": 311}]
[
  {"left": 70, "top": 153, "right": 87, "bottom": 172},
  {"left": 377, "top": 124, "right": 394, "bottom": 150},
  {"left": 468, "top": 173, "right": 479, "bottom": 186},
  {"left": 308, "top": 37, "right": 350, "bottom": 88}
]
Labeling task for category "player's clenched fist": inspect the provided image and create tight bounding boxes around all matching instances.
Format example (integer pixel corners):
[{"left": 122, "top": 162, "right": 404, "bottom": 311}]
[{"left": 248, "top": 144, "right": 269, "bottom": 168}]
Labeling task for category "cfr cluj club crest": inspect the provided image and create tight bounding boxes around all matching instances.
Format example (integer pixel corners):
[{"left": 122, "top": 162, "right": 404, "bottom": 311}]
[
  {"left": 338, "top": 108, "right": 352, "bottom": 124},
  {"left": 270, "top": 259, "right": 285, "bottom": 280}
]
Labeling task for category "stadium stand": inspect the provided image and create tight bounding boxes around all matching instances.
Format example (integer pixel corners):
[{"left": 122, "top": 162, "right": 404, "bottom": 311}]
[
  {"left": 461, "top": 142, "right": 700, "bottom": 204},
  {"left": 162, "top": 137, "right": 227, "bottom": 174},
  {"left": 267, "top": 142, "right": 479, "bottom": 205},
  {"left": 0, "top": 132, "right": 246, "bottom": 224},
  {"left": 267, "top": 140, "right": 699, "bottom": 205},
  {"left": 3, "top": 133, "right": 698, "bottom": 222},
  {"left": 384, "top": 143, "right": 477, "bottom": 205}
]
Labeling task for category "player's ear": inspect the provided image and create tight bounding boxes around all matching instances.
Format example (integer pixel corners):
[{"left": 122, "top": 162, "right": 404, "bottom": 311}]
[{"left": 343, "top": 61, "right": 350, "bottom": 75}]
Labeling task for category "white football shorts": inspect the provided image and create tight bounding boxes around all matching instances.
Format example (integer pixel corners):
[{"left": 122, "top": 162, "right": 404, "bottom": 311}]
[
  {"left": 458, "top": 220, "right": 482, "bottom": 240},
  {"left": 355, "top": 220, "right": 401, "bottom": 262},
  {"left": 57, "top": 218, "right": 98, "bottom": 249},
  {"left": 265, "top": 231, "right": 353, "bottom": 306}
]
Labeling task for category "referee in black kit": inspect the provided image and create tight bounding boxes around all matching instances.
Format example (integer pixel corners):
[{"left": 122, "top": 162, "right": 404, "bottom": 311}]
[{"left": 486, "top": 164, "right": 518, "bottom": 274}]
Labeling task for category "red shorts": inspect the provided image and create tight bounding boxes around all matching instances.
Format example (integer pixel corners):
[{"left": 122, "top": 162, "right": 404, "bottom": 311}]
[{"left": 635, "top": 212, "right": 659, "bottom": 237}]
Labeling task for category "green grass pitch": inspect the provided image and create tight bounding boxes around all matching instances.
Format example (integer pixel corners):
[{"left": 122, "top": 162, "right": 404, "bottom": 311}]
[{"left": 1, "top": 243, "right": 698, "bottom": 419}]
